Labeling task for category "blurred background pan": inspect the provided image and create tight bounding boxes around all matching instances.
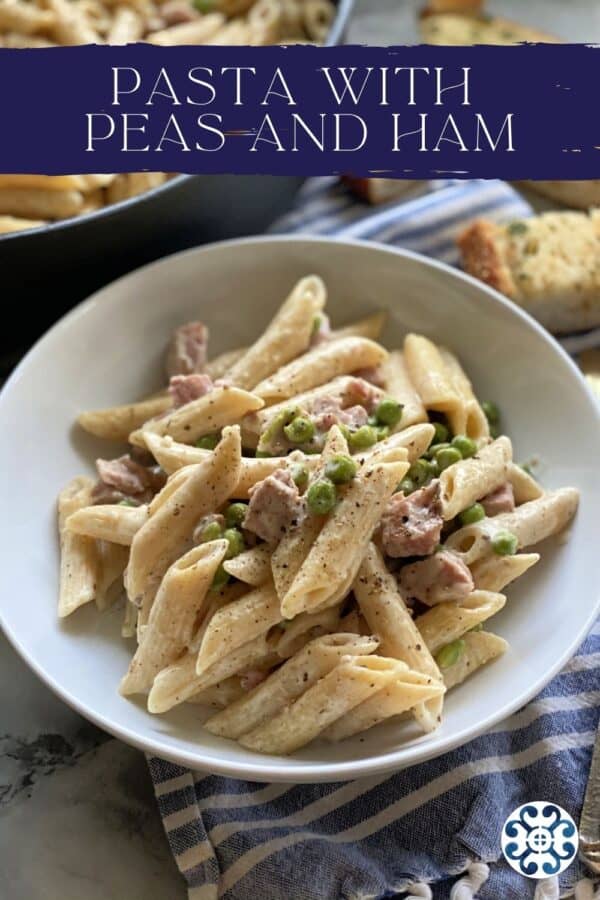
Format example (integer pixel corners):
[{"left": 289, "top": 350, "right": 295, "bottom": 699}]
[{"left": 0, "top": 0, "right": 355, "bottom": 367}]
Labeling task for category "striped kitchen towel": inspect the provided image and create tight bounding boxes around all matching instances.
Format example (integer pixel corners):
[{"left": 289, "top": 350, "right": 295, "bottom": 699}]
[{"left": 148, "top": 178, "right": 600, "bottom": 900}]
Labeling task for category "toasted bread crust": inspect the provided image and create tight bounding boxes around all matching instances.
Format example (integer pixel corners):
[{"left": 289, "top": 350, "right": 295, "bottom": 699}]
[
  {"left": 342, "top": 176, "right": 417, "bottom": 206},
  {"left": 421, "top": 0, "right": 482, "bottom": 14},
  {"left": 457, "top": 221, "right": 516, "bottom": 298}
]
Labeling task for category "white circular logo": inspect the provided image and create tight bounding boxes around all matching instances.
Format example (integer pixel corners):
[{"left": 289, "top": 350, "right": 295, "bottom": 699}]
[{"left": 501, "top": 802, "right": 578, "bottom": 879}]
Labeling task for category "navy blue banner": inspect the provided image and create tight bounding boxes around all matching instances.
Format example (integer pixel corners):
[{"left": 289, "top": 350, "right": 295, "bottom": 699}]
[{"left": 0, "top": 43, "right": 598, "bottom": 177}]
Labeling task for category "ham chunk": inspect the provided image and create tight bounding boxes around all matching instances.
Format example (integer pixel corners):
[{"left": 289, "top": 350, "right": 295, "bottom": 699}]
[
  {"left": 310, "top": 396, "right": 369, "bottom": 432},
  {"left": 481, "top": 482, "right": 515, "bottom": 517},
  {"left": 165, "top": 321, "right": 208, "bottom": 378},
  {"left": 243, "top": 469, "right": 304, "bottom": 544},
  {"left": 168, "top": 373, "right": 214, "bottom": 407},
  {"left": 161, "top": 0, "right": 198, "bottom": 25},
  {"left": 380, "top": 480, "right": 443, "bottom": 558},
  {"left": 93, "top": 455, "right": 166, "bottom": 505},
  {"left": 398, "top": 551, "right": 474, "bottom": 606}
]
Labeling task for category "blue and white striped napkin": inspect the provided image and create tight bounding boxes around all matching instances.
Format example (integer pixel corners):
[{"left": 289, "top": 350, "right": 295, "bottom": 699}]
[{"left": 148, "top": 178, "right": 600, "bottom": 900}]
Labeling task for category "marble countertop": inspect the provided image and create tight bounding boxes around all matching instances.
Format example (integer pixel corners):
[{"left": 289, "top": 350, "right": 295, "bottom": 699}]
[{"left": 2, "top": 3, "right": 600, "bottom": 898}]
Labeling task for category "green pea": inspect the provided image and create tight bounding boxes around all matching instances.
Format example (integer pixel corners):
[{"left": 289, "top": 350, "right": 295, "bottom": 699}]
[
  {"left": 210, "top": 563, "right": 230, "bottom": 592},
  {"left": 489, "top": 424, "right": 500, "bottom": 439},
  {"left": 200, "top": 520, "right": 224, "bottom": 543},
  {"left": 348, "top": 425, "right": 378, "bottom": 451},
  {"left": 118, "top": 498, "right": 137, "bottom": 507},
  {"left": 459, "top": 503, "right": 485, "bottom": 526},
  {"left": 325, "top": 454, "right": 358, "bottom": 485},
  {"left": 470, "top": 623, "right": 484, "bottom": 632},
  {"left": 225, "top": 502, "right": 248, "bottom": 529},
  {"left": 194, "top": 0, "right": 214, "bottom": 10},
  {"left": 436, "top": 447, "right": 462, "bottom": 471},
  {"left": 435, "top": 638, "right": 466, "bottom": 669},
  {"left": 481, "top": 401, "right": 500, "bottom": 425},
  {"left": 397, "top": 477, "right": 415, "bottom": 495},
  {"left": 283, "top": 416, "right": 315, "bottom": 445},
  {"left": 290, "top": 463, "right": 309, "bottom": 491},
  {"left": 195, "top": 433, "right": 219, "bottom": 450},
  {"left": 255, "top": 449, "right": 272, "bottom": 458},
  {"left": 223, "top": 528, "right": 245, "bottom": 559},
  {"left": 311, "top": 315, "right": 323, "bottom": 335},
  {"left": 258, "top": 406, "right": 299, "bottom": 453},
  {"left": 307, "top": 479, "right": 337, "bottom": 515},
  {"left": 425, "top": 441, "right": 450, "bottom": 460},
  {"left": 452, "top": 434, "right": 477, "bottom": 459},
  {"left": 408, "top": 459, "right": 431, "bottom": 487},
  {"left": 374, "top": 397, "right": 403, "bottom": 428},
  {"left": 375, "top": 425, "right": 390, "bottom": 442},
  {"left": 427, "top": 457, "right": 440, "bottom": 478},
  {"left": 432, "top": 421, "right": 450, "bottom": 444},
  {"left": 492, "top": 530, "right": 519, "bottom": 556}
]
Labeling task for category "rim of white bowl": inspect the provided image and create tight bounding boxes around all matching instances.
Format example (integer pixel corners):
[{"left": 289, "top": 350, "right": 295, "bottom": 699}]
[{"left": 1, "top": 234, "right": 599, "bottom": 781}]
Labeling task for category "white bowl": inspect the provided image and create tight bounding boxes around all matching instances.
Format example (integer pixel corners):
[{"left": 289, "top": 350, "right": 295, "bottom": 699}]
[{"left": 1, "top": 236, "right": 598, "bottom": 782}]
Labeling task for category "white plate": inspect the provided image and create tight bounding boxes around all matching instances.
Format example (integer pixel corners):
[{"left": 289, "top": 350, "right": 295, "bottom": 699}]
[{"left": 1, "top": 236, "right": 598, "bottom": 782}]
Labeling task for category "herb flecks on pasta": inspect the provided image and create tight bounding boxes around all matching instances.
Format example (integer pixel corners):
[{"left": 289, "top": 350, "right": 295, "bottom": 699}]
[{"left": 59, "top": 274, "right": 580, "bottom": 755}]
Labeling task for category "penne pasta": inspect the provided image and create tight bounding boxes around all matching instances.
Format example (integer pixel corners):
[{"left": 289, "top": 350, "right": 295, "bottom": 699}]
[
  {"left": 107, "top": 5, "right": 144, "bottom": 42},
  {"left": 0, "top": 215, "right": 45, "bottom": 233},
  {"left": 223, "top": 543, "right": 272, "bottom": 586},
  {"left": 470, "top": 552, "right": 540, "bottom": 592},
  {"left": 253, "top": 337, "right": 388, "bottom": 403},
  {"left": 0, "top": 1, "right": 54, "bottom": 33},
  {"left": 359, "top": 422, "right": 435, "bottom": 466},
  {"left": 380, "top": 350, "right": 428, "bottom": 430},
  {"left": 148, "top": 631, "right": 276, "bottom": 713},
  {"left": 225, "top": 276, "right": 326, "bottom": 390},
  {"left": 95, "top": 540, "right": 129, "bottom": 611},
  {"left": 195, "top": 582, "right": 280, "bottom": 676},
  {"left": 445, "top": 488, "right": 579, "bottom": 565},
  {"left": 125, "top": 426, "right": 241, "bottom": 619},
  {"left": 508, "top": 462, "right": 544, "bottom": 504},
  {"left": 143, "top": 432, "right": 319, "bottom": 495},
  {"left": 66, "top": 502, "right": 148, "bottom": 546},
  {"left": 331, "top": 311, "right": 386, "bottom": 342},
  {"left": 58, "top": 477, "right": 99, "bottom": 617},
  {"left": 205, "top": 347, "right": 247, "bottom": 380},
  {"left": 239, "top": 655, "right": 411, "bottom": 755},
  {"left": 147, "top": 12, "right": 224, "bottom": 43},
  {"left": 281, "top": 457, "right": 408, "bottom": 619},
  {"left": 130, "top": 385, "right": 263, "bottom": 447},
  {"left": 354, "top": 542, "right": 444, "bottom": 732},
  {"left": 439, "top": 436, "right": 512, "bottom": 520},
  {"left": 120, "top": 539, "right": 228, "bottom": 695},
  {"left": 322, "top": 671, "right": 445, "bottom": 742},
  {"left": 0, "top": 187, "right": 86, "bottom": 220},
  {"left": 439, "top": 347, "right": 489, "bottom": 440},
  {"left": 443, "top": 631, "right": 509, "bottom": 690},
  {"left": 205, "top": 632, "right": 378, "bottom": 739},
  {"left": 271, "top": 425, "right": 348, "bottom": 602},
  {"left": 78, "top": 393, "right": 171, "bottom": 441},
  {"left": 415, "top": 590, "right": 507, "bottom": 655},
  {"left": 187, "top": 678, "right": 246, "bottom": 708},
  {"left": 47, "top": 0, "right": 100, "bottom": 43},
  {"left": 404, "top": 333, "right": 461, "bottom": 421},
  {"left": 274, "top": 602, "right": 344, "bottom": 659}
]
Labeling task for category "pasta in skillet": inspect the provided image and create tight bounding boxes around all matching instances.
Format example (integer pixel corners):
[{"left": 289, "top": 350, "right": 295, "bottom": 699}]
[{"left": 59, "top": 274, "right": 580, "bottom": 755}]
